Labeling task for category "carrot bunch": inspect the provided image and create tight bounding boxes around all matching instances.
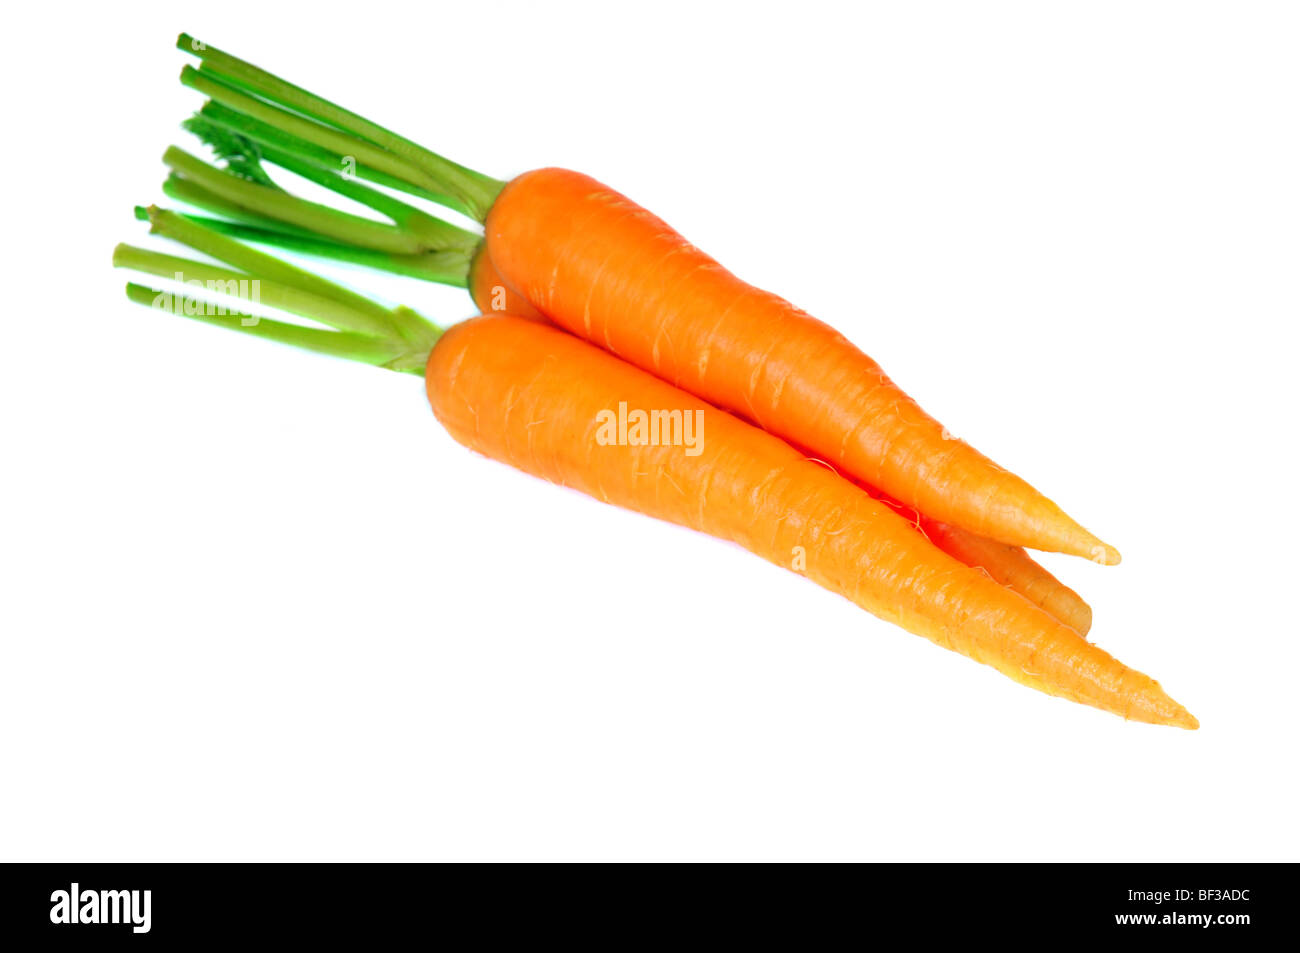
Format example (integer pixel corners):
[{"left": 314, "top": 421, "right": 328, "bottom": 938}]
[{"left": 110, "top": 34, "right": 1196, "bottom": 726}]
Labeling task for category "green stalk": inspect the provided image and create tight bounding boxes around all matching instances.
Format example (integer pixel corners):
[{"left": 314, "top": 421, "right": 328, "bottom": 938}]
[
  {"left": 178, "top": 34, "right": 505, "bottom": 221},
  {"left": 176, "top": 35, "right": 409, "bottom": 143},
  {"left": 124, "top": 282, "right": 409, "bottom": 368},
  {"left": 172, "top": 116, "right": 479, "bottom": 283},
  {"left": 143, "top": 206, "right": 416, "bottom": 340},
  {"left": 116, "top": 212, "right": 445, "bottom": 373},
  {"left": 162, "top": 175, "right": 335, "bottom": 243},
  {"left": 165, "top": 146, "right": 428, "bottom": 255},
  {"left": 137, "top": 209, "right": 472, "bottom": 287},
  {"left": 112, "top": 245, "right": 394, "bottom": 336},
  {"left": 194, "top": 101, "right": 466, "bottom": 214},
  {"left": 181, "top": 67, "right": 448, "bottom": 207},
  {"left": 233, "top": 136, "right": 476, "bottom": 252}
]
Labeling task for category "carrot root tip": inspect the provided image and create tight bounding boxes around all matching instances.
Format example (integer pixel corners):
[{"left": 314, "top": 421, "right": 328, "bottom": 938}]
[{"left": 1089, "top": 543, "right": 1122, "bottom": 566}]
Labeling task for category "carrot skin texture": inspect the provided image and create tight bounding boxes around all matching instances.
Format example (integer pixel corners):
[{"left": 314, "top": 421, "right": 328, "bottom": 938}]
[
  {"left": 485, "top": 169, "right": 1120, "bottom": 564},
  {"left": 426, "top": 316, "right": 1191, "bottom": 727}
]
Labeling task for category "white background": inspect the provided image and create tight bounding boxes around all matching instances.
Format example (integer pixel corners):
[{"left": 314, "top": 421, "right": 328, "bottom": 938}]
[{"left": 2, "top": 2, "right": 1297, "bottom": 861}]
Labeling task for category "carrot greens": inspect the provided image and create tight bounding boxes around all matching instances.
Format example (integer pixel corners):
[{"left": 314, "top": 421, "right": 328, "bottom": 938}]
[
  {"left": 177, "top": 34, "right": 502, "bottom": 221},
  {"left": 114, "top": 208, "right": 442, "bottom": 372}
]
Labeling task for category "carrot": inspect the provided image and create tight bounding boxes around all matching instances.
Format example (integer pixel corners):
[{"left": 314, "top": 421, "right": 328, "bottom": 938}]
[
  {"left": 168, "top": 105, "right": 1099, "bottom": 632},
  {"left": 468, "top": 246, "right": 543, "bottom": 321},
  {"left": 428, "top": 316, "right": 1187, "bottom": 726},
  {"left": 918, "top": 517, "right": 1092, "bottom": 636},
  {"left": 165, "top": 36, "right": 1122, "bottom": 564},
  {"left": 852, "top": 482, "right": 1093, "bottom": 635},
  {"left": 474, "top": 248, "right": 1095, "bottom": 633},
  {"left": 484, "top": 170, "right": 1120, "bottom": 564},
  {"left": 113, "top": 214, "right": 1191, "bottom": 726}
]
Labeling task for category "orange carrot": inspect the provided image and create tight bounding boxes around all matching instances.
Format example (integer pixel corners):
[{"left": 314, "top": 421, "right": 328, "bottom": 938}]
[
  {"left": 113, "top": 214, "right": 1187, "bottom": 725},
  {"left": 170, "top": 39, "right": 1118, "bottom": 564},
  {"left": 468, "top": 246, "right": 544, "bottom": 321},
  {"left": 474, "top": 250, "right": 1094, "bottom": 633},
  {"left": 484, "top": 170, "right": 1119, "bottom": 564},
  {"left": 853, "top": 483, "right": 1093, "bottom": 635},
  {"left": 171, "top": 39, "right": 1120, "bottom": 562},
  {"left": 428, "top": 315, "right": 1190, "bottom": 727},
  {"left": 918, "top": 518, "right": 1092, "bottom": 636}
]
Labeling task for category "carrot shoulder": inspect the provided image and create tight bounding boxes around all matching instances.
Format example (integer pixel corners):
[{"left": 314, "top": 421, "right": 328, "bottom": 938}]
[
  {"left": 427, "top": 316, "right": 1191, "bottom": 727},
  {"left": 485, "top": 169, "right": 1120, "bottom": 564}
]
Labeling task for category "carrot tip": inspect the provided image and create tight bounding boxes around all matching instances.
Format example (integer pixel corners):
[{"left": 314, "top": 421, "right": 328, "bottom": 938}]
[
  {"left": 1125, "top": 678, "right": 1197, "bottom": 729},
  {"left": 1157, "top": 697, "right": 1199, "bottom": 730},
  {"left": 1088, "top": 543, "right": 1122, "bottom": 566}
]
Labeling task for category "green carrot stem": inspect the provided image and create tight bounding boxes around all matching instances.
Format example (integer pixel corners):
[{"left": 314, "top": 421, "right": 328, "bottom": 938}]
[
  {"left": 165, "top": 145, "right": 427, "bottom": 255},
  {"left": 165, "top": 119, "right": 477, "bottom": 282},
  {"left": 123, "top": 281, "right": 413, "bottom": 369},
  {"left": 194, "top": 101, "right": 468, "bottom": 215},
  {"left": 143, "top": 205, "right": 406, "bottom": 337},
  {"left": 112, "top": 244, "right": 392, "bottom": 336},
  {"left": 132, "top": 207, "right": 472, "bottom": 288},
  {"left": 176, "top": 34, "right": 405, "bottom": 142},
  {"left": 177, "top": 34, "right": 504, "bottom": 221},
  {"left": 172, "top": 139, "right": 476, "bottom": 255},
  {"left": 195, "top": 218, "right": 472, "bottom": 286},
  {"left": 162, "top": 175, "right": 334, "bottom": 242},
  {"left": 243, "top": 139, "right": 476, "bottom": 251},
  {"left": 181, "top": 66, "right": 442, "bottom": 203},
  {"left": 117, "top": 214, "right": 444, "bottom": 372}
]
